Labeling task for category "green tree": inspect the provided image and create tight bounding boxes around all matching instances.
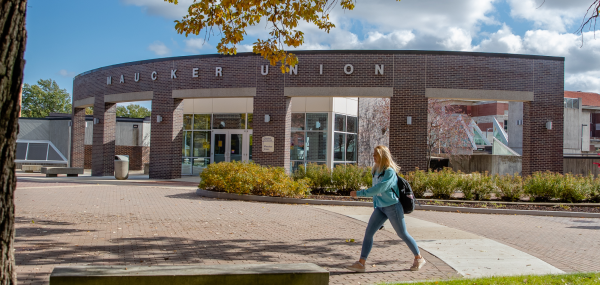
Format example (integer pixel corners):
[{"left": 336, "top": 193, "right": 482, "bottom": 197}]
[
  {"left": 116, "top": 104, "right": 151, "bottom": 118},
  {"left": 21, "top": 79, "right": 71, "bottom": 118},
  {"left": 85, "top": 106, "right": 93, "bottom": 115},
  {"left": 1, "top": 1, "right": 27, "bottom": 284}
]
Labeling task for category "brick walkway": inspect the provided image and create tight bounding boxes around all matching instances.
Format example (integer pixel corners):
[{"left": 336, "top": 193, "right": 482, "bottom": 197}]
[
  {"left": 411, "top": 211, "right": 600, "bottom": 273},
  {"left": 14, "top": 179, "right": 457, "bottom": 285}
]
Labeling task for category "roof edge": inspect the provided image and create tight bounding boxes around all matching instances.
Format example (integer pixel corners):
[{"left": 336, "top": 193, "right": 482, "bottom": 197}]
[{"left": 74, "top": 50, "right": 565, "bottom": 79}]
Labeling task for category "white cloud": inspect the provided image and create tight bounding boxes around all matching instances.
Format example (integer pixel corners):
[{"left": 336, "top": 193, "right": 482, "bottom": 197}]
[
  {"left": 121, "top": 0, "right": 192, "bottom": 19},
  {"left": 184, "top": 38, "right": 213, "bottom": 53},
  {"left": 58, "top": 69, "right": 75, "bottom": 78},
  {"left": 148, "top": 41, "right": 171, "bottom": 56},
  {"left": 507, "top": 0, "right": 591, "bottom": 32}
]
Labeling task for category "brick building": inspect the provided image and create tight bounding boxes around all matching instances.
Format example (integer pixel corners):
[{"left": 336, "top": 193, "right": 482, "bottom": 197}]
[{"left": 71, "top": 50, "right": 564, "bottom": 178}]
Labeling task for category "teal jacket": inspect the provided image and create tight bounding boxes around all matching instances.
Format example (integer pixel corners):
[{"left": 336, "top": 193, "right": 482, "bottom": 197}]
[{"left": 356, "top": 167, "right": 399, "bottom": 208}]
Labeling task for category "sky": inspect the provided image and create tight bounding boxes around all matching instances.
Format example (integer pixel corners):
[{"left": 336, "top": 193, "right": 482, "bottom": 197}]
[{"left": 24, "top": 0, "right": 600, "bottom": 110}]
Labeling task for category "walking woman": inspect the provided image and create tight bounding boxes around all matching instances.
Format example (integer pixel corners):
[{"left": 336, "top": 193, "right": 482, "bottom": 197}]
[{"left": 346, "top": 145, "right": 425, "bottom": 272}]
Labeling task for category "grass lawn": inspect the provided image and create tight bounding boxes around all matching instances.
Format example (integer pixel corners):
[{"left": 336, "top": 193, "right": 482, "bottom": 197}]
[{"left": 383, "top": 272, "right": 600, "bottom": 285}]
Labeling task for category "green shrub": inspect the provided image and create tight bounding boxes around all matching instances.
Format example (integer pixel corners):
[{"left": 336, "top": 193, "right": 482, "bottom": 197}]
[
  {"left": 558, "top": 174, "right": 589, "bottom": 203},
  {"left": 456, "top": 171, "right": 495, "bottom": 201},
  {"left": 427, "top": 168, "right": 457, "bottom": 199},
  {"left": 494, "top": 173, "right": 524, "bottom": 202},
  {"left": 524, "top": 171, "right": 560, "bottom": 202},
  {"left": 304, "top": 163, "right": 332, "bottom": 190},
  {"left": 199, "top": 161, "right": 310, "bottom": 198},
  {"left": 405, "top": 168, "right": 428, "bottom": 198},
  {"left": 457, "top": 172, "right": 478, "bottom": 200},
  {"left": 588, "top": 175, "right": 600, "bottom": 202},
  {"left": 331, "top": 164, "right": 371, "bottom": 193}
]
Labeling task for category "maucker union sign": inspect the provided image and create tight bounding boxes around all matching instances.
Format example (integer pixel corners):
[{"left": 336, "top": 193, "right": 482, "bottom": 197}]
[{"left": 105, "top": 64, "right": 386, "bottom": 85}]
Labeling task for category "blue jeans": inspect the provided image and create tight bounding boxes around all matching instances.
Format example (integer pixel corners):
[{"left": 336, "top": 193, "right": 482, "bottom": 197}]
[{"left": 360, "top": 202, "right": 420, "bottom": 260}]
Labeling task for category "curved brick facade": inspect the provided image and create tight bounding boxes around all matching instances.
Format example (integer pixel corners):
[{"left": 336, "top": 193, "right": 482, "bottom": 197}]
[{"left": 71, "top": 51, "right": 564, "bottom": 179}]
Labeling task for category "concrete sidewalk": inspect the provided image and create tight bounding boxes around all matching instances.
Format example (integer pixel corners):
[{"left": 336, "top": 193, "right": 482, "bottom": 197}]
[{"left": 314, "top": 205, "right": 564, "bottom": 278}]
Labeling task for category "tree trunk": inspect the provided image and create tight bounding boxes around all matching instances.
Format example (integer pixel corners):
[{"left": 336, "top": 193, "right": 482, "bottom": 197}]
[{"left": 0, "top": 1, "right": 27, "bottom": 284}]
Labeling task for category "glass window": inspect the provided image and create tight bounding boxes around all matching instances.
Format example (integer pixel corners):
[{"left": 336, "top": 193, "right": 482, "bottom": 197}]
[
  {"left": 290, "top": 132, "right": 305, "bottom": 160},
  {"left": 213, "top": 113, "right": 245, "bottom": 129},
  {"left": 346, "top": 134, "right": 357, "bottom": 162},
  {"left": 335, "top": 114, "right": 346, "bottom": 132},
  {"left": 306, "top": 113, "right": 327, "bottom": 131},
  {"left": 306, "top": 132, "right": 327, "bottom": 161},
  {"left": 16, "top": 143, "right": 27, "bottom": 160},
  {"left": 183, "top": 131, "right": 192, "bottom": 157},
  {"left": 249, "top": 134, "right": 253, "bottom": 161},
  {"left": 192, "top": 158, "right": 210, "bottom": 175},
  {"left": 193, "top": 114, "right": 211, "bottom": 130},
  {"left": 292, "top": 113, "right": 305, "bottom": 131},
  {"left": 193, "top": 131, "right": 211, "bottom": 157},
  {"left": 347, "top": 116, "right": 358, "bottom": 133},
  {"left": 291, "top": 161, "right": 305, "bottom": 173},
  {"left": 334, "top": 133, "right": 345, "bottom": 161},
  {"left": 182, "top": 158, "right": 192, "bottom": 175},
  {"left": 247, "top": 113, "right": 253, "bottom": 129},
  {"left": 183, "top": 114, "right": 193, "bottom": 130},
  {"left": 47, "top": 146, "right": 63, "bottom": 161},
  {"left": 27, "top": 143, "right": 48, "bottom": 160}
]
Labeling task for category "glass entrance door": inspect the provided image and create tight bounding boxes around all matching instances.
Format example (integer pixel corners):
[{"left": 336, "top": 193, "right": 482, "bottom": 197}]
[{"left": 211, "top": 130, "right": 252, "bottom": 163}]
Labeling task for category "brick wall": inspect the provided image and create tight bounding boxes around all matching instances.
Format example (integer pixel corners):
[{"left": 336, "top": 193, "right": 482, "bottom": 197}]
[
  {"left": 73, "top": 51, "right": 564, "bottom": 177},
  {"left": 70, "top": 107, "right": 86, "bottom": 168}
]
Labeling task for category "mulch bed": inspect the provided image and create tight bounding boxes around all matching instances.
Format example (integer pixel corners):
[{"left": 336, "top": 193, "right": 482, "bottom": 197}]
[{"left": 306, "top": 195, "right": 600, "bottom": 213}]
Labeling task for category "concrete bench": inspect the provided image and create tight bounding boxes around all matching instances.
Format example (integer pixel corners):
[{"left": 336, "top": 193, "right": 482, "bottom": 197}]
[
  {"left": 22, "top": 165, "right": 42, "bottom": 173},
  {"left": 41, "top": 167, "right": 84, "bottom": 177},
  {"left": 50, "top": 263, "right": 329, "bottom": 285}
]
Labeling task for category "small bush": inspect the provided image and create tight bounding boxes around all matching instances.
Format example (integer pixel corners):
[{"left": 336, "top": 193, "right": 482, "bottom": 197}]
[
  {"left": 405, "top": 168, "right": 428, "bottom": 198},
  {"left": 304, "top": 163, "right": 333, "bottom": 190},
  {"left": 427, "top": 168, "right": 457, "bottom": 199},
  {"left": 457, "top": 172, "right": 495, "bottom": 200},
  {"left": 524, "top": 171, "right": 560, "bottom": 202},
  {"left": 331, "top": 164, "right": 371, "bottom": 193},
  {"left": 200, "top": 161, "right": 310, "bottom": 198},
  {"left": 495, "top": 173, "right": 524, "bottom": 202},
  {"left": 558, "top": 174, "right": 589, "bottom": 203}
]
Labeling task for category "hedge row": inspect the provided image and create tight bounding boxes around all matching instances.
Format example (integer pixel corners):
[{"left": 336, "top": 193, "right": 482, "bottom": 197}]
[
  {"left": 199, "top": 162, "right": 600, "bottom": 202},
  {"left": 292, "top": 163, "right": 372, "bottom": 194},
  {"left": 199, "top": 161, "right": 309, "bottom": 198},
  {"left": 407, "top": 168, "right": 600, "bottom": 202}
]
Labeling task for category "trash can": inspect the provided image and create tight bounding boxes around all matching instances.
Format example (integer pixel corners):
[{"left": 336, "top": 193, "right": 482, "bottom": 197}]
[{"left": 114, "top": 155, "right": 129, "bottom": 180}]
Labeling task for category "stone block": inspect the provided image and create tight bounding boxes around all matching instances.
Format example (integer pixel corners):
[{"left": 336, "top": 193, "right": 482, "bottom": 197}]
[
  {"left": 41, "top": 167, "right": 84, "bottom": 176},
  {"left": 22, "top": 165, "right": 42, "bottom": 173},
  {"left": 50, "top": 263, "right": 329, "bottom": 285}
]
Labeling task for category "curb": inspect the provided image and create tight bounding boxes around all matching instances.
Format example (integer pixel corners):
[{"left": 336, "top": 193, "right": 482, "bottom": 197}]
[{"left": 196, "top": 189, "right": 600, "bottom": 218}]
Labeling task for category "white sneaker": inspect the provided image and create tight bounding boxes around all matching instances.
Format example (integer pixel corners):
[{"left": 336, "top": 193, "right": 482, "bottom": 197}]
[
  {"left": 346, "top": 261, "right": 366, "bottom": 273},
  {"left": 410, "top": 258, "right": 426, "bottom": 271}
]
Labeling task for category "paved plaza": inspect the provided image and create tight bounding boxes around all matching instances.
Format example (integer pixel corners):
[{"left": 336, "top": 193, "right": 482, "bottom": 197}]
[{"left": 13, "top": 173, "right": 600, "bottom": 284}]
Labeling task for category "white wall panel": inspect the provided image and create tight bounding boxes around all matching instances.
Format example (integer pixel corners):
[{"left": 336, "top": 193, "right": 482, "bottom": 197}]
[
  {"left": 346, "top": 98, "right": 358, "bottom": 116},
  {"left": 333, "top": 97, "right": 347, "bottom": 114},
  {"left": 213, "top": 98, "right": 247, "bottom": 113},
  {"left": 247, "top": 98, "right": 254, "bottom": 113},
  {"left": 193, "top": 99, "right": 213, "bottom": 113},
  {"left": 183, "top": 99, "right": 194, "bottom": 113},
  {"left": 306, "top": 97, "right": 331, "bottom": 112},
  {"left": 291, "top": 97, "right": 306, "bottom": 112}
]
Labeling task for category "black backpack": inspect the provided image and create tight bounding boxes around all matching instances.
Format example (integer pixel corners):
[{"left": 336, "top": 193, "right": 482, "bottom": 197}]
[{"left": 375, "top": 172, "right": 418, "bottom": 214}]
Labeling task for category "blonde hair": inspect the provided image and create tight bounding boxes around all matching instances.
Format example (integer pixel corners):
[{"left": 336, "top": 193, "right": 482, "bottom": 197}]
[{"left": 373, "top": 145, "right": 400, "bottom": 174}]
